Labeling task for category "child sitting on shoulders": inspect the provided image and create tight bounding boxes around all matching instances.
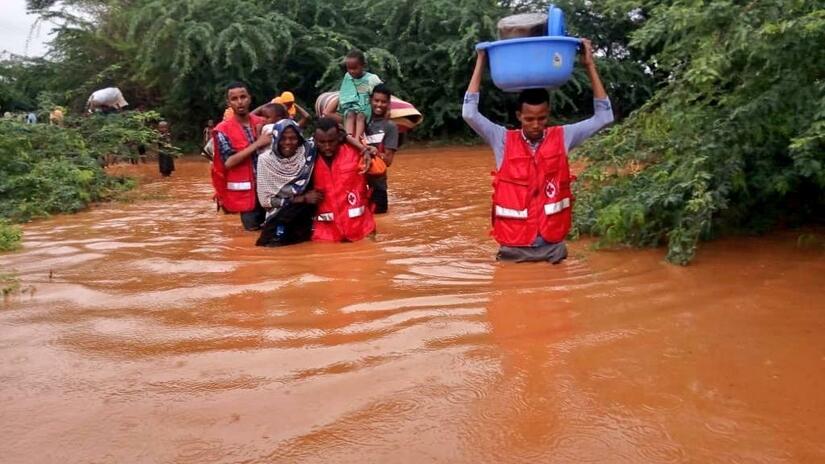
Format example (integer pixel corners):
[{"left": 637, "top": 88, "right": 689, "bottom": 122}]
[{"left": 338, "top": 49, "right": 382, "bottom": 142}]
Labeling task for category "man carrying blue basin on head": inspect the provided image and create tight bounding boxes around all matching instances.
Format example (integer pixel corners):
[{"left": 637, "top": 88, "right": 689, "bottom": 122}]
[{"left": 462, "top": 39, "right": 613, "bottom": 264}]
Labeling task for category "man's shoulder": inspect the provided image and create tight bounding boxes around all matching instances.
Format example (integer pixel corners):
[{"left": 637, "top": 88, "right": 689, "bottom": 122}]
[
  {"left": 214, "top": 119, "right": 232, "bottom": 133},
  {"left": 368, "top": 118, "right": 396, "bottom": 132}
]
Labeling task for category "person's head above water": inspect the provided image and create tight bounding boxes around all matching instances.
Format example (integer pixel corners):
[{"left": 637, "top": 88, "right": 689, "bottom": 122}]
[
  {"left": 314, "top": 117, "right": 344, "bottom": 158},
  {"left": 345, "top": 49, "right": 366, "bottom": 79},
  {"left": 274, "top": 120, "right": 304, "bottom": 159},
  {"left": 225, "top": 81, "right": 251, "bottom": 117},
  {"left": 370, "top": 84, "right": 392, "bottom": 119},
  {"left": 516, "top": 88, "right": 550, "bottom": 142},
  {"left": 259, "top": 103, "right": 288, "bottom": 125}
]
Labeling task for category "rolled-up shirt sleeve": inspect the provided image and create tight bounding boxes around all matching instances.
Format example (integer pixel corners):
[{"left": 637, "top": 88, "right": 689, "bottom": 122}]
[
  {"left": 562, "top": 98, "right": 615, "bottom": 152},
  {"left": 215, "top": 132, "right": 236, "bottom": 163},
  {"left": 462, "top": 92, "right": 506, "bottom": 168}
]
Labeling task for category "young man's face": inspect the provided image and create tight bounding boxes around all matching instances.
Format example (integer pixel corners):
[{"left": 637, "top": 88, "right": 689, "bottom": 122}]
[
  {"left": 517, "top": 102, "right": 550, "bottom": 142},
  {"left": 227, "top": 87, "right": 251, "bottom": 116},
  {"left": 278, "top": 128, "right": 300, "bottom": 158},
  {"left": 345, "top": 58, "right": 365, "bottom": 79},
  {"left": 371, "top": 92, "right": 390, "bottom": 118},
  {"left": 315, "top": 127, "right": 341, "bottom": 158}
]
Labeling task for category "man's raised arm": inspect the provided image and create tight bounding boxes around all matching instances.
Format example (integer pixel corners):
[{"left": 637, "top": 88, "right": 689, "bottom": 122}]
[{"left": 462, "top": 50, "right": 506, "bottom": 165}]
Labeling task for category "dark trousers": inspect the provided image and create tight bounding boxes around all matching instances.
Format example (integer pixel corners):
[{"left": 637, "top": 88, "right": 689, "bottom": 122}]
[
  {"left": 158, "top": 152, "right": 175, "bottom": 176},
  {"left": 368, "top": 174, "right": 388, "bottom": 214},
  {"left": 256, "top": 203, "right": 316, "bottom": 247},
  {"left": 240, "top": 202, "right": 266, "bottom": 231}
]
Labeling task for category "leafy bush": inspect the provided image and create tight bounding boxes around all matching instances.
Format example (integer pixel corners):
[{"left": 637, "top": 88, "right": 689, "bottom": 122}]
[
  {"left": 0, "top": 112, "right": 164, "bottom": 227},
  {"left": 0, "top": 220, "right": 22, "bottom": 252},
  {"left": 572, "top": 1, "right": 825, "bottom": 264}
]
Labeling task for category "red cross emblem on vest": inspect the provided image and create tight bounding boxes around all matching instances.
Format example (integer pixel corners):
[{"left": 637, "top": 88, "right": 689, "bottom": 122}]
[{"left": 545, "top": 179, "right": 557, "bottom": 199}]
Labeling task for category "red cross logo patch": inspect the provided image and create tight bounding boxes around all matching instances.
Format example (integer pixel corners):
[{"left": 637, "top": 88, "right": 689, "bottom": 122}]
[{"left": 545, "top": 179, "right": 557, "bottom": 199}]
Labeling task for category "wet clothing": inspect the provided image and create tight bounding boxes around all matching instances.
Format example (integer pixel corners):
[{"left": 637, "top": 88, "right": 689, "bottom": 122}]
[
  {"left": 365, "top": 117, "right": 398, "bottom": 214},
  {"left": 256, "top": 120, "right": 317, "bottom": 222},
  {"left": 158, "top": 153, "right": 175, "bottom": 176},
  {"left": 212, "top": 114, "right": 265, "bottom": 229},
  {"left": 462, "top": 92, "right": 614, "bottom": 263},
  {"left": 158, "top": 132, "right": 175, "bottom": 176},
  {"left": 311, "top": 145, "right": 376, "bottom": 242},
  {"left": 492, "top": 127, "right": 572, "bottom": 246},
  {"left": 338, "top": 72, "right": 382, "bottom": 119},
  {"left": 255, "top": 202, "right": 316, "bottom": 247}
]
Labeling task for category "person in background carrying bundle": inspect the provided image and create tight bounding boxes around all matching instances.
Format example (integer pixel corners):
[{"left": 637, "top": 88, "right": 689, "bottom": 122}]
[
  {"left": 462, "top": 39, "right": 614, "bottom": 264},
  {"left": 211, "top": 81, "right": 271, "bottom": 231},
  {"left": 337, "top": 49, "right": 382, "bottom": 142}
]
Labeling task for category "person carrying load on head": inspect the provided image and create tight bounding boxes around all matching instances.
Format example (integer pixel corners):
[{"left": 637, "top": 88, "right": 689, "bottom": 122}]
[
  {"left": 211, "top": 81, "right": 271, "bottom": 231},
  {"left": 462, "top": 39, "right": 614, "bottom": 264}
]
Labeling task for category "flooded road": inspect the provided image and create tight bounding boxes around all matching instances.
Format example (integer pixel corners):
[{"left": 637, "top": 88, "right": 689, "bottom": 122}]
[{"left": 1, "top": 148, "right": 824, "bottom": 463}]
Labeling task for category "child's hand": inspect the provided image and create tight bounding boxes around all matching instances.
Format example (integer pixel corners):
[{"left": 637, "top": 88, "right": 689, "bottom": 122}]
[{"left": 358, "top": 151, "right": 372, "bottom": 175}]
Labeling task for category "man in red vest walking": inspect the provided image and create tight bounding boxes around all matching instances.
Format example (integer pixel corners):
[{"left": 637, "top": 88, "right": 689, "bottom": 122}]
[
  {"left": 462, "top": 39, "right": 614, "bottom": 263},
  {"left": 212, "top": 81, "right": 271, "bottom": 230},
  {"left": 311, "top": 118, "right": 376, "bottom": 242}
]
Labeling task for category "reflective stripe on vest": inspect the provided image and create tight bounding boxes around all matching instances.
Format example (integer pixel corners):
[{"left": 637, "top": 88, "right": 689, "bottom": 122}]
[
  {"left": 495, "top": 205, "right": 529, "bottom": 219},
  {"left": 348, "top": 206, "right": 365, "bottom": 218},
  {"left": 544, "top": 197, "right": 571, "bottom": 215},
  {"left": 315, "top": 212, "right": 334, "bottom": 222},
  {"left": 226, "top": 181, "right": 252, "bottom": 191}
]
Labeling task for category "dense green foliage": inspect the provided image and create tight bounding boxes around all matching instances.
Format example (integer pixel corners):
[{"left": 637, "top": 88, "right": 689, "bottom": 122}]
[
  {"left": 9, "top": 0, "right": 652, "bottom": 138},
  {"left": 572, "top": 0, "right": 825, "bottom": 264},
  {"left": 0, "top": 111, "right": 167, "bottom": 227}
]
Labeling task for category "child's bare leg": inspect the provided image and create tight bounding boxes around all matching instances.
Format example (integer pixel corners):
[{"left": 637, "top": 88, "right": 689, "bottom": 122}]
[
  {"left": 354, "top": 112, "right": 366, "bottom": 141},
  {"left": 345, "top": 112, "right": 356, "bottom": 136}
]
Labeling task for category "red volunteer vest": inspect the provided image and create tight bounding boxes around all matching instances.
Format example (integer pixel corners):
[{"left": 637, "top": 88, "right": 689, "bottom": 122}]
[
  {"left": 312, "top": 145, "right": 376, "bottom": 242},
  {"left": 211, "top": 114, "right": 262, "bottom": 213},
  {"left": 492, "top": 126, "right": 572, "bottom": 246}
]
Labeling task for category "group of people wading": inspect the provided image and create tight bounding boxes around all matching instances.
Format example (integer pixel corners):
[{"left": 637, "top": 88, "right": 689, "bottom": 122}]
[{"left": 211, "top": 41, "right": 612, "bottom": 263}]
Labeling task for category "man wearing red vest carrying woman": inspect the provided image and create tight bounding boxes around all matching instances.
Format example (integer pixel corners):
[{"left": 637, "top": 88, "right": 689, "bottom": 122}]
[
  {"left": 462, "top": 39, "right": 614, "bottom": 263},
  {"left": 212, "top": 82, "right": 272, "bottom": 230}
]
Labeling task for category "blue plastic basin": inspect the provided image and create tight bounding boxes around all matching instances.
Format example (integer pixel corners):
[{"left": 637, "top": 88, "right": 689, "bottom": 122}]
[{"left": 477, "top": 36, "right": 580, "bottom": 92}]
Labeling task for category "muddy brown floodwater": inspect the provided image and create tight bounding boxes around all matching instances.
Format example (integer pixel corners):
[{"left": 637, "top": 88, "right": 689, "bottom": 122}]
[{"left": 1, "top": 148, "right": 824, "bottom": 463}]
